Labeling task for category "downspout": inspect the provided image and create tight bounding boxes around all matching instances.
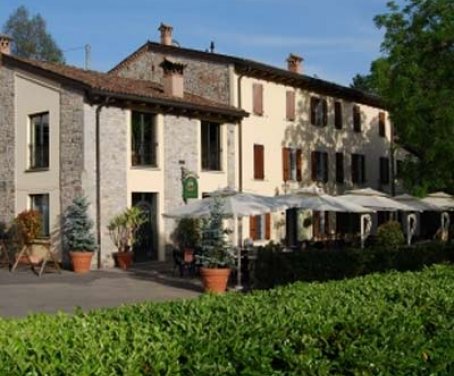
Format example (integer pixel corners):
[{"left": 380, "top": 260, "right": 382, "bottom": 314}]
[
  {"left": 237, "top": 74, "right": 244, "bottom": 193},
  {"left": 95, "top": 98, "right": 110, "bottom": 269},
  {"left": 390, "top": 120, "right": 396, "bottom": 196}
]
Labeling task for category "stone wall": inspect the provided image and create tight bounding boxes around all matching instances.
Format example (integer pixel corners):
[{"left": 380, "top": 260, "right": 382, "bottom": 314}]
[
  {"left": 114, "top": 51, "right": 231, "bottom": 105},
  {"left": 163, "top": 115, "right": 199, "bottom": 245},
  {"left": 0, "top": 66, "right": 15, "bottom": 225},
  {"left": 98, "top": 106, "right": 128, "bottom": 266}
]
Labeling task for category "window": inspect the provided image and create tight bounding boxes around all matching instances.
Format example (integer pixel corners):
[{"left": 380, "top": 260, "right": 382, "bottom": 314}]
[
  {"left": 30, "top": 194, "right": 50, "bottom": 237},
  {"left": 131, "top": 111, "right": 157, "bottom": 167},
  {"left": 252, "top": 83, "right": 263, "bottom": 116},
  {"left": 310, "top": 97, "right": 327, "bottom": 127},
  {"left": 311, "top": 151, "right": 329, "bottom": 182},
  {"left": 351, "top": 153, "right": 366, "bottom": 184},
  {"left": 29, "top": 112, "right": 49, "bottom": 169},
  {"left": 312, "top": 211, "right": 330, "bottom": 239},
  {"left": 249, "top": 213, "right": 270, "bottom": 240},
  {"left": 378, "top": 112, "right": 386, "bottom": 137},
  {"left": 253, "top": 144, "right": 265, "bottom": 180},
  {"left": 353, "top": 105, "right": 361, "bottom": 132},
  {"left": 282, "top": 147, "right": 302, "bottom": 182},
  {"left": 336, "top": 152, "right": 344, "bottom": 183},
  {"left": 379, "top": 157, "right": 390, "bottom": 185},
  {"left": 334, "top": 101, "right": 343, "bottom": 129},
  {"left": 286, "top": 91, "right": 295, "bottom": 121},
  {"left": 201, "top": 121, "right": 221, "bottom": 171}
]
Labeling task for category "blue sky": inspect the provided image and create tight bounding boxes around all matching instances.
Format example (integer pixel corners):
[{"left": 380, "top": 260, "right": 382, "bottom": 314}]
[{"left": 1, "top": 1, "right": 397, "bottom": 86}]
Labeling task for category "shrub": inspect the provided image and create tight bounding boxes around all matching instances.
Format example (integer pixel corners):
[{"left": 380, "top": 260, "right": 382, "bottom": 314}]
[
  {"left": 376, "top": 220, "right": 405, "bottom": 248},
  {"left": 0, "top": 265, "right": 453, "bottom": 374},
  {"left": 13, "top": 210, "right": 42, "bottom": 244},
  {"left": 253, "top": 241, "right": 454, "bottom": 289}
]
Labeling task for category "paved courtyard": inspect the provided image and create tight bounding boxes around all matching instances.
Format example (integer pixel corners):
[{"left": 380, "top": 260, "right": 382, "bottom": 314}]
[{"left": 0, "top": 262, "right": 202, "bottom": 318}]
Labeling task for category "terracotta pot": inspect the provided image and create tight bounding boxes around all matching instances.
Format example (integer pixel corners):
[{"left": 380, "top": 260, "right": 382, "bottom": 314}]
[
  {"left": 200, "top": 267, "right": 231, "bottom": 293},
  {"left": 70, "top": 251, "right": 93, "bottom": 274},
  {"left": 115, "top": 251, "right": 133, "bottom": 270}
]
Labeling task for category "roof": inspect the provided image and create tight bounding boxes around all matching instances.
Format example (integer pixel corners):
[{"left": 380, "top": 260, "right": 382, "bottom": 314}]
[
  {"left": 0, "top": 53, "right": 247, "bottom": 122},
  {"left": 110, "top": 41, "right": 385, "bottom": 109}
]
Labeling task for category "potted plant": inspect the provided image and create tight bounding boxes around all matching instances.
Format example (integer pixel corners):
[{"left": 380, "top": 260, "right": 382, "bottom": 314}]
[
  {"left": 63, "top": 195, "right": 97, "bottom": 273},
  {"left": 172, "top": 217, "right": 200, "bottom": 254},
  {"left": 198, "top": 196, "right": 235, "bottom": 293},
  {"left": 108, "top": 206, "right": 145, "bottom": 270},
  {"left": 11, "top": 210, "right": 42, "bottom": 265}
]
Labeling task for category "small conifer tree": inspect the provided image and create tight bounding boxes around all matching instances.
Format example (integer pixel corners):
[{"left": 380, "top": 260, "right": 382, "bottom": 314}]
[{"left": 63, "top": 195, "right": 96, "bottom": 252}]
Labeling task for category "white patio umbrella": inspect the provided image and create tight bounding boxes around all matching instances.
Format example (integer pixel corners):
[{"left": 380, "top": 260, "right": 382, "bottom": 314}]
[
  {"left": 339, "top": 188, "right": 414, "bottom": 245},
  {"left": 163, "top": 188, "right": 285, "bottom": 290},
  {"left": 274, "top": 186, "right": 373, "bottom": 248},
  {"left": 421, "top": 192, "right": 454, "bottom": 211}
]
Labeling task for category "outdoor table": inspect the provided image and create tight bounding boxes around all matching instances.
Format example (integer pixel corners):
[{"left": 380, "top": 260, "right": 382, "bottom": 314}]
[{"left": 11, "top": 241, "right": 61, "bottom": 277}]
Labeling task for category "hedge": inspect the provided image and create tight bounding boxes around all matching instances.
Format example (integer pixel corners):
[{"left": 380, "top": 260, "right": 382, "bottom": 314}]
[
  {"left": 1, "top": 265, "right": 454, "bottom": 375},
  {"left": 253, "top": 241, "right": 454, "bottom": 289}
]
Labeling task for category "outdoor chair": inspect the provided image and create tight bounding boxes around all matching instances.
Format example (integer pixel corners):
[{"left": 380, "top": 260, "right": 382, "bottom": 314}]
[
  {"left": 173, "top": 248, "right": 196, "bottom": 277},
  {"left": 0, "top": 239, "right": 11, "bottom": 269}
]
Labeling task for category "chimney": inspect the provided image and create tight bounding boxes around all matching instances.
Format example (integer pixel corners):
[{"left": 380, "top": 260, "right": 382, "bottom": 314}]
[
  {"left": 287, "top": 53, "right": 303, "bottom": 74},
  {"left": 160, "top": 58, "right": 186, "bottom": 98},
  {"left": 0, "top": 34, "right": 12, "bottom": 55},
  {"left": 158, "top": 23, "right": 173, "bottom": 46}
]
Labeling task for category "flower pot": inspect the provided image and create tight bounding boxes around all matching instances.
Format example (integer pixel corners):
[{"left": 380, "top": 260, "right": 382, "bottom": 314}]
[
  {"left": 200, "top": 267, "right": 231, "bottom": 293},
  {"left": 115, "top": 251, "right": 133, "bottom": 270},
  {"left": 70, "top": 251, "right": 93, "bottom": 273}
]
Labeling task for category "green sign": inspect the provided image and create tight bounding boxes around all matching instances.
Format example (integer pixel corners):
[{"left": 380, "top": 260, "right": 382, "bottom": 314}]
[{"left": 183, "top": 176, "right": 198, "bottom": 200}]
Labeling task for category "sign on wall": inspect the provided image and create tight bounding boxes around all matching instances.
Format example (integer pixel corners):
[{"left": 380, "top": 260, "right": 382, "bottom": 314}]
[{"left": 183, "top": 175, "right": 198, "bottom": 200}]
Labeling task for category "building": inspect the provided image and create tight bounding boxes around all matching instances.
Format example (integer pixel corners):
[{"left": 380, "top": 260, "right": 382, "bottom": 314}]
[{"left": 0, "top": 25, "right": 404, "bottom": 265}]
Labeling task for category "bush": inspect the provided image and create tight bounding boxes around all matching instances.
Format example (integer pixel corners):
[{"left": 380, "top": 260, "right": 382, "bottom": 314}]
[
  {"left": 376, "top": 220, "right": 405, "bottom": 248},
  {"left": 253, "top": 242, "right": 454, "bottom": 289},
  {"left": 0, "top": 265, "right": 453, "bottom": 374}
]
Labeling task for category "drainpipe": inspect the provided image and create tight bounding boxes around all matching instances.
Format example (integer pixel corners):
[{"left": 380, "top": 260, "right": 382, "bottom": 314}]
[
  {"left": 237, "top": 74, "right": 244, "bottom": 193},
  {"left": 95, "top": 98, "right": 110, "bottom": 269},
  {"left": 390, "top": 120, "right": 396, "bottom": 196}
]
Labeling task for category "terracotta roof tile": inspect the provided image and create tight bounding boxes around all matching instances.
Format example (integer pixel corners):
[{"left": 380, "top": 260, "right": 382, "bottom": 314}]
[{"left": 2, "top": 54, "right": 246, "bottom": 117}]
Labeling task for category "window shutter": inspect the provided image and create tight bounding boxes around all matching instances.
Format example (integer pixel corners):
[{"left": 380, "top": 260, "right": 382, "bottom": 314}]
[
  {"left": 282, "top": 147, "right": 290, "bottom": 181},
  {"left": 323, "top": 152, "right": 329, "bottom": 183},
  {"left": 253, "top": 83, "right": 263, "bottom": 115},
  {"left": 361, "top": 155, "right": 366, "bottom": 183},
  {"left": 296, "top": 149, "right": 302, "bottom": 181},
  {"left": 324, "top": 212, "right": 330, "bottom": 236},
  {"left": 334, "top": 101, "right": 342, "bottom": 129},
  {"left": 249, "top": 216, "right": 257, "bottom": 240},
  {"left": 379, "top": 112, "right": 386, "bottom": 137},
  {"left": 322, "top": 99, "right": 328, "bottom": 127},
  {"left": 336, "top": 152, "right": 344, "bottom": 183},
  {"left": 352, "top": 154, "right": 358, "bottom": 184},
  {"left": 254, "top": 144, "right": 264, "bottom": 180},
  {"left": 265, "top": 213, "right": 271, "bottom": 240},
  {"left": 311, "top": 151, "right": 317, "bottom": 181},
  {"left": 310, "top": 97, "right": 316, "bottom": 125},
  {"left": 353, "top": 105, "right": 361, "bottom": 132},
  {"left": 313, "top": 211, "right": 320, "bottom": 239},
  {"left": 380, "top": 157, "right": 389, "bottom": 184},
  {"left": 286, "top": 91, "right": 295, "bottom": 121}
]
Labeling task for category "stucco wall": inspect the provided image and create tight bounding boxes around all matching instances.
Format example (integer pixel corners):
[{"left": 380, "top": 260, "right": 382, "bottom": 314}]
[
  {"left": 113, "top": 50, "right": 231, "bottom": 105},
  {"left": 0, "top": 65, "right": 15, "bottom": 225},
  {"left": 14, "top": 73, "right": 62, "bottom": 254}
]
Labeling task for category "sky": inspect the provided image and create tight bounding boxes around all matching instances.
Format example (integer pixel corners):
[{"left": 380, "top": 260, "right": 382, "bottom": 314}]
[{"left": 1, "top": 0, "right": 398, "bottom": 86}]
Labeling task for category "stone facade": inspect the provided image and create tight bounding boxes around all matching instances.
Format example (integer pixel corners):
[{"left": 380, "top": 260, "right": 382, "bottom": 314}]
[
  {"left": 0, "top": 65, "right": 15, "bottom": 225},
  {"left": 163, "top": 115, "right": 199, "bottom": 242},
  {"left": 114, "top": 51, "right": 231, "bottom": 105},
  {"left": 98, "top": 106, "right": 128, "bottom": 266}
]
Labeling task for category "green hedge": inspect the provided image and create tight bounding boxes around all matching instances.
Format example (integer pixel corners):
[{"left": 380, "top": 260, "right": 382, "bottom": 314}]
[
  {"left": 1, "top": 265, "right": 454, "bottom": 374},
  {"left": 253, "top": 242, "right": 454, "bottom": 289}
]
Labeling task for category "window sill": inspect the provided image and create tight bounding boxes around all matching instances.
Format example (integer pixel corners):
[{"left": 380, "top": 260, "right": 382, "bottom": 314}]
[
  {"left": 25, "top": 168, "right": 49, "bottom": 173},
  {"left": 130, "top": 165, "right": 160, "bottom": 171},
  {"left": 201, "top": 169, "right": 224, "bottom": 174}
]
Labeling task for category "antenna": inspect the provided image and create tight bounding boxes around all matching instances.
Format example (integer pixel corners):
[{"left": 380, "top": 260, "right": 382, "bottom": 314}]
[{"left": 84, "top": 44, "right": 91, "bottom": 70}]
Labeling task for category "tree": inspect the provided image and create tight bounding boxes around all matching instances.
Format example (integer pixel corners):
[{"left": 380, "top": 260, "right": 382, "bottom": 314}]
[
  {"left": 356, "top": 0, "right": 454, "bottom": 194},
  {"left": 2, "top": 6, "right": 65, "bottom": 63}
]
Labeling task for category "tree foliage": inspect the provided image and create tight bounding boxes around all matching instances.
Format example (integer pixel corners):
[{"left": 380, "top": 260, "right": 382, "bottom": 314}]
[
  {"left": 353, "top": 0, "right": 454, "bottom": 194},
  {"left": 2, "top": 5, "right": 65, "bottom": 63}
]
